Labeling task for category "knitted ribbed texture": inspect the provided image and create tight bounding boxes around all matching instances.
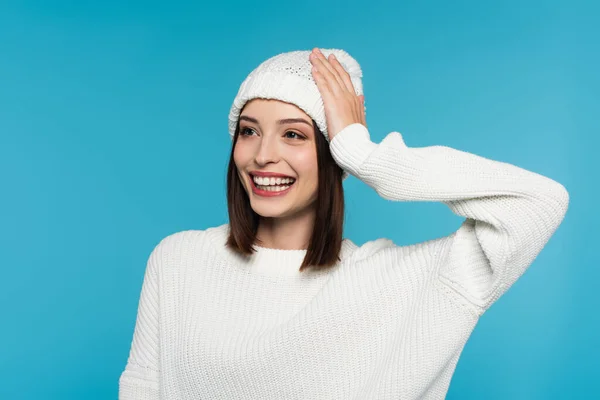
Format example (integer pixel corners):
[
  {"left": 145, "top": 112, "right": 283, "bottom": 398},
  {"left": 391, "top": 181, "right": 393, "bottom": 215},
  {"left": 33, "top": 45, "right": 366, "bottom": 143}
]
[
  {"left": 119, "top": 123, "right": 569, "bottom": 399},
  {"left": 227, "top": 48, "right": 363, "bottom": 181},
  {"left": 228, "top": 49, "right": 363, "bottom": 142}
]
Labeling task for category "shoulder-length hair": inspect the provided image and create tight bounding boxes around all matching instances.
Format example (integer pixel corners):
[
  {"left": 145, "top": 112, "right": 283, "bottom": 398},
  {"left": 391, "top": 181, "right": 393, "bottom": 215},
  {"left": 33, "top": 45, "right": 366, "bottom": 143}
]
[{"left": 225, "top": 113, "right": 345, "bottom": 272}]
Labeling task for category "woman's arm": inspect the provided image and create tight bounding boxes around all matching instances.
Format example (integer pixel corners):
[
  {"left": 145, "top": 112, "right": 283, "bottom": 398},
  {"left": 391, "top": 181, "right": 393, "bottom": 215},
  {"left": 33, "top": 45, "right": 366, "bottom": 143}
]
[
  {"left": 118, "top": 243, "right": 162, "bottom": 399},
  {"left": 330, "top": 123, "right": 569, "bottom": 313}
]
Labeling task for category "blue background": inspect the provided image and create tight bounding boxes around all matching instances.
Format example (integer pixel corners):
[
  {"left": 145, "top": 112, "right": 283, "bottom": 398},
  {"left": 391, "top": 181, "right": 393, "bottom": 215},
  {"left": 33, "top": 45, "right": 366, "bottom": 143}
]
[{"left": 1, "top": 0, "right": 597, "bottom": 398}]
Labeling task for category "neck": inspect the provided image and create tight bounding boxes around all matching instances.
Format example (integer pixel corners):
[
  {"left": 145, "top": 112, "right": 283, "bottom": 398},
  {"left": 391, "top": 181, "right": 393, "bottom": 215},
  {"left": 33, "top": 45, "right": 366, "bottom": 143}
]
[{"left": 255, "top": 207, "right": 315, "bottom": 250}]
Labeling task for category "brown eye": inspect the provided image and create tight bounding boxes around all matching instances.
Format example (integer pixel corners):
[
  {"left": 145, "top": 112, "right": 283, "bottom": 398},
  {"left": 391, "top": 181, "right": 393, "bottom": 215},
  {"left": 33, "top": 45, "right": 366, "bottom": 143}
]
[
  {"left": 284, "top": 131, "right": 305, "bottom": 140},
  {"left": 240, "top": 127, "right": 256, "bottom": 136}
]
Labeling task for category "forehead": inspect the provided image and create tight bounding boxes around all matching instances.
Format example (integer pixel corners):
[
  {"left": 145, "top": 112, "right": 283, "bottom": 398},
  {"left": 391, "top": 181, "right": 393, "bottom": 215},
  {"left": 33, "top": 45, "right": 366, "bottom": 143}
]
[{"left": 241, "top": 98, "right": 310, "bottom": 120}]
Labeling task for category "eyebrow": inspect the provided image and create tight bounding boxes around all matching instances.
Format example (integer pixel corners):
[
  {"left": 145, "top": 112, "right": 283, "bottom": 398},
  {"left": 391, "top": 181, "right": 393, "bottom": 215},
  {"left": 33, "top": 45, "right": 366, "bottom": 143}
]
[{"left": 239, "top": 115, "right": 312, "bottom": 128}]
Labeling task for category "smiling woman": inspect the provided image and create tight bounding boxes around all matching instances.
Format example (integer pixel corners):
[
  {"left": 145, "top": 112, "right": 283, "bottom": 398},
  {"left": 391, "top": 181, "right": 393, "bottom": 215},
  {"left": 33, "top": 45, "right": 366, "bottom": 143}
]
[
  {"left": 119, "top": 48, "right": 569, "bottom": 400},
  {"left": 226, "top": 98, "right": 345, "bottom": 265}
]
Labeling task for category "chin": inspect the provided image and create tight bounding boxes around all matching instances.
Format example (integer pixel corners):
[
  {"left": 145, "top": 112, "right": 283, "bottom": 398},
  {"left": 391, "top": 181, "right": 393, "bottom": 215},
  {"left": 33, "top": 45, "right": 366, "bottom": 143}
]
[{"left": 250, "top": 203, "right": 293, "bottom": 219}]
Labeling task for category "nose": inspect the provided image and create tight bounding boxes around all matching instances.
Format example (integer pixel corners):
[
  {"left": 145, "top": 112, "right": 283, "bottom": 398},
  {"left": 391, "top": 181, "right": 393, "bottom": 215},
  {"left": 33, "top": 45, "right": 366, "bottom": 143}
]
[{"left": 254, "top": 135, "right": 279, "bottom": 166}]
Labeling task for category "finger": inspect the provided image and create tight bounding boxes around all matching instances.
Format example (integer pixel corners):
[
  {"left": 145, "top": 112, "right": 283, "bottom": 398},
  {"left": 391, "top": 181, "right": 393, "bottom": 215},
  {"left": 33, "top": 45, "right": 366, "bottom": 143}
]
[
  {"left": 359, "top": 95, "right": 367, "bottom": 125},
  {"left": 312, "top": 49, "right": 339, "bottom": 82},
  {"left": 310, "top": 50, "right": 344, "bottom": 96},
  {"left": 310, "top": 54, "right": 341, "bottom": 96},
  {"left": 325, "top": 53, "right": 350, "bottom": 94},
  {"left": 329, "top": 54, "right": 356, "bottom": 94},
  {"left": 311, "top": 66, "right": 335, "bottom": 103}
]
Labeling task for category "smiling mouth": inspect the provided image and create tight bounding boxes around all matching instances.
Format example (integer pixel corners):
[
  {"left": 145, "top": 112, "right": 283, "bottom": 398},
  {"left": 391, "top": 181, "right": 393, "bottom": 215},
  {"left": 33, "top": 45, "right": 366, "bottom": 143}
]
[{"left": 249, "top": 174, "right": 296, "bottom": 193}]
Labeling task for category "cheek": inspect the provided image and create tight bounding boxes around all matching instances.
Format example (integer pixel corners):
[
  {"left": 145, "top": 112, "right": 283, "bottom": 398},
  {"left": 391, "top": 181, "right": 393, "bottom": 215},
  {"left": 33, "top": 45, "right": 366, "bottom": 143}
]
[
  {"left": 233, "top": 141, "right": 248, "bottom": 167},
  {"left": 291, "top": 148, "right": 318, "bottom": 178}
]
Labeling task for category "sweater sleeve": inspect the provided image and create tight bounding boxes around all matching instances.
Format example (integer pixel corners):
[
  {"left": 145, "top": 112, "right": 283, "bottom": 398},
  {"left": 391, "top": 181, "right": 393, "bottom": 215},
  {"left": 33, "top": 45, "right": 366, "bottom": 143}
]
[
  {"left": 329, "top": 123, "right": 569, "bottom": 313},
  {"left": 118, "top": 243, "right": 162, "bottom": 399}
]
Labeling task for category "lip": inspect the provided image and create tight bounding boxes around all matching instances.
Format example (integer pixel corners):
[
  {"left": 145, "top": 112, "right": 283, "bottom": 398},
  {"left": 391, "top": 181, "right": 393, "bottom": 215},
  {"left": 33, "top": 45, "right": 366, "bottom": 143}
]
[
  {"left": 248, "top": 173, "right": 296, "bottom": 197},
  {"left": 249, "top": 170, "right": 295, "bottom": 178}
]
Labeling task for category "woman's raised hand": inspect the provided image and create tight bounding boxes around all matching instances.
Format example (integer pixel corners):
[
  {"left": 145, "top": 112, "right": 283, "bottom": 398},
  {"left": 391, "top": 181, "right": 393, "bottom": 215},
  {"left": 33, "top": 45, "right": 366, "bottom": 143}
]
[{"left": 309, "top": 48, "right": 366, "bottom": 141}]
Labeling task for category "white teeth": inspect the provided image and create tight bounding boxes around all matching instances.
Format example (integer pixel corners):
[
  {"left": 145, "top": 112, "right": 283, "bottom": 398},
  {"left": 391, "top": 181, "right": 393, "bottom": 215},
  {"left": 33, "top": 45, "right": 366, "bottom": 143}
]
[
  {"left": 256, "top": 184, "right": 291, "bottom": 192},
  {"left": 252, "top": 175, "right": 295, "bottom": 186}
]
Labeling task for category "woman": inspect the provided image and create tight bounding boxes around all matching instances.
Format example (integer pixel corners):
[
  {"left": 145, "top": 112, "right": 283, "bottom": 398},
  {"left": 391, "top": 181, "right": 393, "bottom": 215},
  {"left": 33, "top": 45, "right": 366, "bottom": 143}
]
[{"left": 119, "top": 48, "right": 569, "bottom": 399}]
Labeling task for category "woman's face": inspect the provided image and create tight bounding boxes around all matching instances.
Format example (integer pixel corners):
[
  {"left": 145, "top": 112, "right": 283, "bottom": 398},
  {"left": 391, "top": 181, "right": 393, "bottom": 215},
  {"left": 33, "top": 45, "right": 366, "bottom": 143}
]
[{"left": 234, "top": 98, "right": 318, "bottom": 219}]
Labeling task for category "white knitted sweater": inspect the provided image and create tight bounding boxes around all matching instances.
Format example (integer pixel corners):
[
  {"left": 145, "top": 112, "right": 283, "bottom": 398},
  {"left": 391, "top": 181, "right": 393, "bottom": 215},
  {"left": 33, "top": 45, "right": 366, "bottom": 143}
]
[{"left": 119, "top": 123, "right": 569, "bottom": 399}]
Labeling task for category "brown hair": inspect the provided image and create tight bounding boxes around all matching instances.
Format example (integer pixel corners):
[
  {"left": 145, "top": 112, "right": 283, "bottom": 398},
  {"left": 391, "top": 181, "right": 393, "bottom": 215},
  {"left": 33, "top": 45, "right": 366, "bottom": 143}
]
[{"left": 225, "top": 114, "right": 345, "bottom": 272}]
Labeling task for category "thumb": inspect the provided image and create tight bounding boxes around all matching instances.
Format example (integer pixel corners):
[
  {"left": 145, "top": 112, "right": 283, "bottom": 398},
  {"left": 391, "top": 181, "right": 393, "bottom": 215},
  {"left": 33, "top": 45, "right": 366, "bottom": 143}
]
[{"left": 359, "top": 95, "right": 367, "bottom": 125}]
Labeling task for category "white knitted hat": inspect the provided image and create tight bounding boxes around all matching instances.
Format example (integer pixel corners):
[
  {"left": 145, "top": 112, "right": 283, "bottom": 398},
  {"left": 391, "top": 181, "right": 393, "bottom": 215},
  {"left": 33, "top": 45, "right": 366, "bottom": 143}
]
[{"left": 228, "top": 48, "right": 364, "bottom": 143}]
